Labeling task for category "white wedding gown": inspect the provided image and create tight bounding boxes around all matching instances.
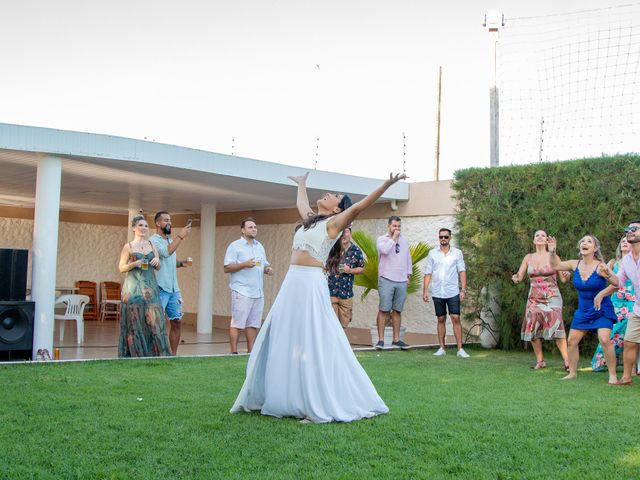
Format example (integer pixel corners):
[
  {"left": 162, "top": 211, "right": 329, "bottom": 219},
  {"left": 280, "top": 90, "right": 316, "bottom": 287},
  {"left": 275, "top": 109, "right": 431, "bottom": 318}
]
[{"left": 230, "top": 264, "right": 389, "bottom": 423}]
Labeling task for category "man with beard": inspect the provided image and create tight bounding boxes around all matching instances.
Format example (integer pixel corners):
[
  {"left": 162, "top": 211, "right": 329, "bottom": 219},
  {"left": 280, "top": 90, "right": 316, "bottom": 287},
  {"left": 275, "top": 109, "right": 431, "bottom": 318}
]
[
  {"left": 423, "top": 227, "right": 469, "bottom": 358},
  {"left": 150, "top": 211, "right": 192, "bottom": 355},
  {"left": 597, "top": 220, "right": 640, "bottom": 385},
  {"left": 376, "top": 215, "right": 412, "bottom": 350},
  {"left": 224, "top": 217, "right": 273, "bottom": 354}
]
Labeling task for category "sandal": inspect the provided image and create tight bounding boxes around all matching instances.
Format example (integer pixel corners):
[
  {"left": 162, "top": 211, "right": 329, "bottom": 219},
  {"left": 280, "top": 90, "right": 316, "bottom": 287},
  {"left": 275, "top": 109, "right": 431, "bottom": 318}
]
[{"left": 532, "top": 360, "right": 547, "bottom": 370}]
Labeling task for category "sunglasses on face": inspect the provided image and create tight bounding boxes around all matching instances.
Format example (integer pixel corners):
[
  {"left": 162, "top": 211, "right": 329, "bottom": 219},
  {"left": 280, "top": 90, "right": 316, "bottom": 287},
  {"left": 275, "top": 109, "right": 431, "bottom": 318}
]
[
  {"left": 624, "top": 226, "right": 639, "bottom": 233},
  {"left": 439, "top": 235, "right": 450, "bottom": 239}
]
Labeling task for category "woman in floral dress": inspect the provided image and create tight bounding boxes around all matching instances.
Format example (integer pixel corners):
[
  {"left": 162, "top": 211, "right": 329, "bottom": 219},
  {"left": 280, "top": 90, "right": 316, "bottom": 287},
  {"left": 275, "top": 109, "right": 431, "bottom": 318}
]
[
  {"left": 512, "top": 230, "right": 570, "bottom": 370},
  {"left": 592, "top": 236, "right": 636, "bottom": 371},
  {"left": 117, "top": 214, "right": 172, "bottom": 357}
]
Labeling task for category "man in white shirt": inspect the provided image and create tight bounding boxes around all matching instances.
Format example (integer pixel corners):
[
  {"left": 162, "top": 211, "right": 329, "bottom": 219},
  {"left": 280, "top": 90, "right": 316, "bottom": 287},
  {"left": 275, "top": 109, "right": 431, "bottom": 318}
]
[
  {"left": 423, "top": 228, "right": 469, "bottom": 358},
  {"left": 223, "top": 217, "right": 273, "bottom": 354}
]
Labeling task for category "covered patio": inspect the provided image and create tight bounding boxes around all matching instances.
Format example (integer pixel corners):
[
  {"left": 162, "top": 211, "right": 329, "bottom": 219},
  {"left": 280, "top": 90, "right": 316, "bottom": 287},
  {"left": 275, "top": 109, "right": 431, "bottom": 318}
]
[{"left": 0, "top": 123, "right": 409, "bottom": 360}]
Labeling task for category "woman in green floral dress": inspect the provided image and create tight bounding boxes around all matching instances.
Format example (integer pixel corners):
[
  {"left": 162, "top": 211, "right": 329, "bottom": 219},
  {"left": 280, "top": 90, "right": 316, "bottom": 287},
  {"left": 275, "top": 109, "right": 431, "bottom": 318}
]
[
  {"left": 592, "top": 236, "right": 635, "bottom": 371},
  {"left": 117, "top": 214, "right": 172, "bottom": 357}
]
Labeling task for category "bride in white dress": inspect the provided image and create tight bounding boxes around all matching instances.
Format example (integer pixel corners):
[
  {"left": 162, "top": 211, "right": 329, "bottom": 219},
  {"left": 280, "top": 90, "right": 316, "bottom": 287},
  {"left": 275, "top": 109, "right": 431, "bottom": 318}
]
[{"left": 230, "top": 171, "right": 405, "bottom": 423}]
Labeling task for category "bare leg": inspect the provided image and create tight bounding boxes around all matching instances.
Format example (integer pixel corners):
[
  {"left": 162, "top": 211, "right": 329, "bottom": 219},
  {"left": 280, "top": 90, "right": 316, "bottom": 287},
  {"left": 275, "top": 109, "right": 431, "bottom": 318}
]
[
  {"left": 376, "top": 311, "right": 388, "bottom": 343},
  {"left": 450, "top": 314, "right": 463, "bottom": 350},
  {"left": 597, "top": 328, "right": 618, "bottom": 383},
  {"left": 391, "top": 310, "right": 402, "bottom": 342},
  {"left": 620, "top": 340, "right": 639, "bottom": 382},
  {"left": 531, "top": 338, "right": 544, "bottom": 363},
  {"left": 245, "top": 327, "right": 258, "bottom": 353},
  {"left": 563, "top": 329, "right": 585, "bottom": 380},
  {"left": 229, "top": 327, "right": 241, "bottom": 353},
  {"left": 169, "top": 319, "right": 181, "bottom": 355},
  {"left": 554, "top": 337, "right": 569, "bottom": 365},
  {"left": 436, "top": 316, "right": 447, "bottom": 349}
]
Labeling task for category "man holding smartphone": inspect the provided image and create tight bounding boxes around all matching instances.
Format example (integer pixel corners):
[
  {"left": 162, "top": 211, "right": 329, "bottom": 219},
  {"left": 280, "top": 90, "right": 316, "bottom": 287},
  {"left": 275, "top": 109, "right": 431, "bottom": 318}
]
[{"left": 150, "top": 211, "right": 192, "bottom": 355}]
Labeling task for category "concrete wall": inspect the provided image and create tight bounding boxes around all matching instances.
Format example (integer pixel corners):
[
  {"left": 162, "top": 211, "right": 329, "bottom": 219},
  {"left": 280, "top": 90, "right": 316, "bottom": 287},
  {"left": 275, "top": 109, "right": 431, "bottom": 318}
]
[{"left": 0, "top": 180, "right": 459, "bottom": 335}]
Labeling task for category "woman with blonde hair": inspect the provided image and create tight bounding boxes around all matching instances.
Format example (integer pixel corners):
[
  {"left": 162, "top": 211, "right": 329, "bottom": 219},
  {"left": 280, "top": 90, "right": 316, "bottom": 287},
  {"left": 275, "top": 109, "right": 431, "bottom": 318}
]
[
  {"left": 548, "top": 234, "right": 619, "bottom": 383},
  {"left": 117, "top": 214, "right": 172, "bottom": 357}
]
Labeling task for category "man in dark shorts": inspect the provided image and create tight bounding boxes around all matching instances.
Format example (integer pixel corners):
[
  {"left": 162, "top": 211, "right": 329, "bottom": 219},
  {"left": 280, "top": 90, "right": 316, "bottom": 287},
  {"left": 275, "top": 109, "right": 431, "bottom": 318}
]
[{"left": 423, "top": 228, "right": 469, "bottom": 357}]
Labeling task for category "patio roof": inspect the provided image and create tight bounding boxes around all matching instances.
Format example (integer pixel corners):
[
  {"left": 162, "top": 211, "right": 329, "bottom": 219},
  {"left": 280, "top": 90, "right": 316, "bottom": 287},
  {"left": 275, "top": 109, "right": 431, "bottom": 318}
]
[{"left": 0, "top": 123, "right": 409, "bottom": 214}]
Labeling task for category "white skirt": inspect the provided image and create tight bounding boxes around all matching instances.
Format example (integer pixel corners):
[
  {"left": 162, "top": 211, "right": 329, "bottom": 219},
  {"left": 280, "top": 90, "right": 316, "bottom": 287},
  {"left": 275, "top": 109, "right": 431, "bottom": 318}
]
[{"left": 230, "top": 265, "right": 389, "bottom": 423}]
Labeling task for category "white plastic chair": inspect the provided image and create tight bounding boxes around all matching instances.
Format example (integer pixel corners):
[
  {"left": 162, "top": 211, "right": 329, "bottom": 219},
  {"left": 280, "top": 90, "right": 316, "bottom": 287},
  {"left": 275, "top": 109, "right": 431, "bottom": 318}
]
[{"left": 54, "top": 294, "right": 90, "bottom": 345}]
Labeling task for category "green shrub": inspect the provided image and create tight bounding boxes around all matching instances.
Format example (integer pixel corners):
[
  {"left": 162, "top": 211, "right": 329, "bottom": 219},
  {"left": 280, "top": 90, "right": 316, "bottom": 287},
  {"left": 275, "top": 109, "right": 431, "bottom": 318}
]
[{"left": 451, "top": 154, "right": 640, "bottom": 350}]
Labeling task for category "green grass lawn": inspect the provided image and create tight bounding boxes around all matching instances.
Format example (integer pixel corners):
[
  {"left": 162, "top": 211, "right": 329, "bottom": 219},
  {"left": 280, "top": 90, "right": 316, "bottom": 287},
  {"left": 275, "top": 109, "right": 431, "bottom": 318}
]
[{"left": 1, "top": 349, "right": 638, "bottom": 479}]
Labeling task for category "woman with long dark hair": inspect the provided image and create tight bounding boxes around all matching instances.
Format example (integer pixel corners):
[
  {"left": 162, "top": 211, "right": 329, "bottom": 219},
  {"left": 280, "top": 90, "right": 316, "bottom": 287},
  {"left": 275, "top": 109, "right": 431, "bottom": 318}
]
[
  {"left": 326, "top": 226, "right": 365, "bottom": 328},
  {"left": 231, "top": 172, "right": 404, "bottom": 423}
]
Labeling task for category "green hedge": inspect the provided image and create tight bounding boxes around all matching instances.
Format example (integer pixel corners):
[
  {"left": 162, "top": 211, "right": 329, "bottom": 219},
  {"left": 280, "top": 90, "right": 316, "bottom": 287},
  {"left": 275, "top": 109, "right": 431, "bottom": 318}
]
[{"left": 451, "top": 154, "right": 640, "bottom": 350}]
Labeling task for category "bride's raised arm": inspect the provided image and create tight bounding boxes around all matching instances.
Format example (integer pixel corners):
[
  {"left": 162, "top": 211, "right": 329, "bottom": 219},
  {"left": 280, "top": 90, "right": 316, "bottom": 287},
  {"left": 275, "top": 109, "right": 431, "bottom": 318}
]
[
  {"left": 287, "top": 172, "right": 314, "bottom": 220},
  {"left": 327, "top": 173, "right": 406, "bottom": 238}
]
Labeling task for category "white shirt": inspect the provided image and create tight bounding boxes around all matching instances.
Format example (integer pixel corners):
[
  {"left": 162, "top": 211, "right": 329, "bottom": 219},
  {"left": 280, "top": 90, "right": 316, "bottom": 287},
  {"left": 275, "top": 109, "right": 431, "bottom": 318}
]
[
  {"left": 424, "top": 247, "right": 466, "bottom": 299},
  {"left": 224, "top": 237, "right": 270, "bottom": 299}
]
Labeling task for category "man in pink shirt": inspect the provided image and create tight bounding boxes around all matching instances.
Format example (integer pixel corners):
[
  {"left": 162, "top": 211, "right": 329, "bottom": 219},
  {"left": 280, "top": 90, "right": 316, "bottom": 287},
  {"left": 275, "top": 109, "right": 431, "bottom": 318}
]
[
  {"left": 612, "top": 220, "right": 640, "bottom": 385},
  {"left": 376, "top": 216, "right": 413, "bottom": 350}
]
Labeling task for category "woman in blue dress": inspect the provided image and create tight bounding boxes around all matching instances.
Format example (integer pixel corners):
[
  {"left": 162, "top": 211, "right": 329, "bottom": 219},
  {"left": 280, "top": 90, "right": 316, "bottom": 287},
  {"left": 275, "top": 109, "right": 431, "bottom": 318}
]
[{"left": 548, "top": 234, "right": 619, "bottom": 383}]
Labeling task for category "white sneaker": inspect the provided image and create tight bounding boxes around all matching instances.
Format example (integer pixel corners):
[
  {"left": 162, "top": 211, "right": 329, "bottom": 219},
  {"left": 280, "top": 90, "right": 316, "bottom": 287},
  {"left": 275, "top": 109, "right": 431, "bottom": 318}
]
[
  {"left": 457, "top": 348, "right": 470, "bottom": 358},
  {"left": 433, "top": 348, "right": 446, "bottom": 356}
]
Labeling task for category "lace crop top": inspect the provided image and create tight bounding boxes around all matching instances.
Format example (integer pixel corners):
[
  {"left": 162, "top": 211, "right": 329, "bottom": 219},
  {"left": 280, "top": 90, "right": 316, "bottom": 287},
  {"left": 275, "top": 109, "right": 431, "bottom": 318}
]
[{"left": 292, "top": 218, "right": 340, "bottom": 264}]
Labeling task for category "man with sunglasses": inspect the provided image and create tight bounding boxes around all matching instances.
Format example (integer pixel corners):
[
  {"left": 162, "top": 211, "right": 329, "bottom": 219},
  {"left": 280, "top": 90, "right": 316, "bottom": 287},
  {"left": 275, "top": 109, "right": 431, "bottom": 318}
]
[
  {"left": 423, "top": 228, "right": 469, "bottom": 358},
  {"left": 376, "top": 215, "right": 412, "bottom": 350},
  {"left": 599, "top": 221, "right": 640, "bottom": 385}
]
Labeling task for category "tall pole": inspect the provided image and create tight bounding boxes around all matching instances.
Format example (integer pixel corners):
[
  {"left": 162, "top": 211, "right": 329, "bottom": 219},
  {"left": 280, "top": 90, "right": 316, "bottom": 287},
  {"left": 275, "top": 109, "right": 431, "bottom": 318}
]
[
  {"left": 490, "top": 82, "right": 499, "bottom": 167},
  {"left": 485, "top": 10, "right": 503, "bottom": 167},
  {"left": 434, "top": 66, "right": 442, "bottom": 181}
]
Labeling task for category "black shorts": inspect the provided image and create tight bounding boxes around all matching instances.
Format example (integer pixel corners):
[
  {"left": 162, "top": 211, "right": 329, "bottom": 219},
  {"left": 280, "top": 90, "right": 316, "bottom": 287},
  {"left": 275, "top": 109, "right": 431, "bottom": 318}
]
[{"left": 433, "top": 295, "right": 461, "bottom": 317}]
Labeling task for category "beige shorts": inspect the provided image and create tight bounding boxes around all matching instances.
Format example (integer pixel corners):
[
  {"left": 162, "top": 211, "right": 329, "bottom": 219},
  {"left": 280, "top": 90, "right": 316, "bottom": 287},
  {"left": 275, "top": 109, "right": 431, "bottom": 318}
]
[
  {"left": 626, "top": 312, "right": 640, "bottom": 344},
  {"left": 331, "top": 296, "right": 353, "bottom": 328},
  {"left": 230, "top": 291, "right": 264, "bottom": 329}
]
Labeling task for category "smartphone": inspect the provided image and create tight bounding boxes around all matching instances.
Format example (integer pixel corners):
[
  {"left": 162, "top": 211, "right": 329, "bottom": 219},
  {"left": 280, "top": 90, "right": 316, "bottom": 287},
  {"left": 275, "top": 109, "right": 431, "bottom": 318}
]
[{"left": 186, "top": 219, "right": 193, "bottom": 227}]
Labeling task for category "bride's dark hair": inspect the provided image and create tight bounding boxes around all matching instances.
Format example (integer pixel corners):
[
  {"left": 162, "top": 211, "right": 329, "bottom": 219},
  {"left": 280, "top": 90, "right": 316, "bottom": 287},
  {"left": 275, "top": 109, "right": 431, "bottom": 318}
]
[
  {"left": 295, "top": 212, "right": 333, "bottom": 232},
  {"left": 295, "top": 194, "right": 353, "bottom": 232}
]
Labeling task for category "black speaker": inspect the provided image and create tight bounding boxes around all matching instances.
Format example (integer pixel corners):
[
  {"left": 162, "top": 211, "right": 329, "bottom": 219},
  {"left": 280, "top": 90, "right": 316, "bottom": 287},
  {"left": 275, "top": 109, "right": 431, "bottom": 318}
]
[
  {"left": 0, "top": 249, "right": 29, "bottom": 301},
  {"left": 0, "top": 301, "right": 34, "bottom": 361}
]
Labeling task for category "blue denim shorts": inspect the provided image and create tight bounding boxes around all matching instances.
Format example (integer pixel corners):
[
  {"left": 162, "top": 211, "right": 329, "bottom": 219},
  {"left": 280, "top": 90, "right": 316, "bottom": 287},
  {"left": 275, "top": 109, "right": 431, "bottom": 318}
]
[
  {"left": 159, "top": 288, "right": 183, "bottom": 321},
  {"left": 378, "top": 277, "right": 408, "bottom": 313}
]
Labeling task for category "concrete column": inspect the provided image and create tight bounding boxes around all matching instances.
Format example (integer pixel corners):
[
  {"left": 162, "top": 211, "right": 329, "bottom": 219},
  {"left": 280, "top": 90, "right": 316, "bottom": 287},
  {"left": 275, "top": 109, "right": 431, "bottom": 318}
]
[
  {"left": 197, "top": 203, "right": 216, "bottom": 333},
  {"left": 31, "top": 156, "right": 62, "bottom": 358}
]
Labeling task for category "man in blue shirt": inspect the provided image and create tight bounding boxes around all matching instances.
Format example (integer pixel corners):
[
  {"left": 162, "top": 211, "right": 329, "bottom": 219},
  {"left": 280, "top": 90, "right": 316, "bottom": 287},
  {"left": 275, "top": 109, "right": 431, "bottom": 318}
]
[
  {"left": 150, "top": 211, "right": 192, "bottom": 355},
  {"left": 224, "top": 217, "right": 273, "bottom": 354}
]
